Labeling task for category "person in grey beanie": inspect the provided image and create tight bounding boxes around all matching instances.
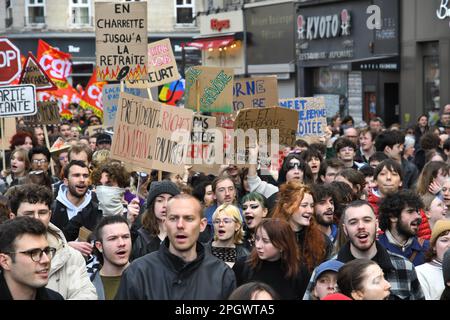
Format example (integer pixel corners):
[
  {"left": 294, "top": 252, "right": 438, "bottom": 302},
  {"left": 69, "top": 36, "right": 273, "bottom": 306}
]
[
  {"left": 442, "top": 249, "right": 450, "bottom": 300},
  {"left": 131, "top": 181, "right": 180, "bottom": 260}
]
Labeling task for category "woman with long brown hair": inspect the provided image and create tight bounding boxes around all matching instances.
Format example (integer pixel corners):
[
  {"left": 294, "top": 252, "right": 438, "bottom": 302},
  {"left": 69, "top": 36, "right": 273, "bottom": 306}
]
[
  {"left": 272, "top": 181, "right": 332, "bottom": 272},
  {"left": 232, "top": 218, "right": 309, "bottom": 300}
]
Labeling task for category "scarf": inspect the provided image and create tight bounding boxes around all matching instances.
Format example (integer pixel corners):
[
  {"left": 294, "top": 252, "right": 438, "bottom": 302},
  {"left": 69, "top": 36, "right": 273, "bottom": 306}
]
[{"left": 96, "top": 185, "right": 125, "bottom": 216}]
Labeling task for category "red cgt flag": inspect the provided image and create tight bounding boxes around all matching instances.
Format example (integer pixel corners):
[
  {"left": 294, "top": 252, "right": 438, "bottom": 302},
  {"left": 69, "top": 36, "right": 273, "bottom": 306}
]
[
  {"left": 37, "top": 39, "right": 72, "bottom": 88},
  {"left": 79, "top": 69, "right": 107, "bottom": 119}
]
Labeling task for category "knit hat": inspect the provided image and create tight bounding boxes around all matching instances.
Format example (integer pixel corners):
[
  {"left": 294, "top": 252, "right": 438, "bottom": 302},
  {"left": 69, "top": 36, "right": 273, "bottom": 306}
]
[
  {"left": 443, "top": 249, "right": 450, "bottom": 283},
  {"left": 430, "top": 220, "right": 450, "bottom": 245},
  {"left": 96, "top": 133, "right": 112, "bottom": 145},
  {"left": 313, "top": 260, "right": 345, "bottom": 283},
  {"left": 146, "top": 181, "right": 180, "bottom": 209}
]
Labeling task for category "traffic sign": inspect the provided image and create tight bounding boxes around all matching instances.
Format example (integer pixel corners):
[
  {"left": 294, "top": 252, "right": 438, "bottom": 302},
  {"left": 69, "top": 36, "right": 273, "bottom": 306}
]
[{"left": 0, "top": 38, "right": 22, "bottom": 85}]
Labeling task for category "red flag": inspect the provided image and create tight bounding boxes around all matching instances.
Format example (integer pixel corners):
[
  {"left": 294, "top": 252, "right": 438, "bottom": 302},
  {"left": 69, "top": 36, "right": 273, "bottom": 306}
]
[
  {"left": 79, "top": 69, "right": 107, "bottom": 119},
  {"left": 38, "top": 84, "right": 82, "bottom": 119},
  {"left": 37, "top": 39, "right": 72, "bottom": 88}
]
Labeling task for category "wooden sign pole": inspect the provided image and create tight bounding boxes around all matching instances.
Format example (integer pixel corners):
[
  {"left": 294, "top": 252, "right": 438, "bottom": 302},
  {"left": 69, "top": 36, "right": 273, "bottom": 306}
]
[
  {"left": 1, "top": 118, "right": 6, "bottom": 172},
  {"left": 196, "top": 79, "right": 200, "bottom": 115},
  {"left": 43, "top": 126, "right": 56, "bottom": 176}
]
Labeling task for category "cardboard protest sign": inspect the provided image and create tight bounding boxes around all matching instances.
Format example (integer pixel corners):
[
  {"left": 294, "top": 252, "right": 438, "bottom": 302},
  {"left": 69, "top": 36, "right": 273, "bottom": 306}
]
[
  {"left": 22, "top": 101, "right": 60, "bottom": 126},
  {"left": 95, "top": 2, "right": 148, "bottom": 81},
  {"left": 187, "top": 115, "right": 221, "bottom": 174},
  {"left": 279, "top": 97, "right": 327, "bottom": 142},
  {"left": 102, "top": 84, "right": 148, "bottom": 130},
  {"left": 0, "top": 118, "right": 16, "bottom": 150},
  {"left": 233, "top": 107, "right": 298, "bottom": 166},
  {"left": 0, "top": 84, "right": 37, "bottom": 118},
  {"left": 185, "top": 66, "right": 234, "bottom": 113},
  {"left": 86, "top": 125, "right": 105, "bottom": 137},
  {"left": 111, "top": 93, "right": 193, "bottom": 174},
  {"left": 127, "top": 39, "right": 180, "bottom": 89},
  {"left": 233, "top": 76, "right": 278, "bottom": 111},
  {"left": 19, "top": 53, "right": 56, "bottom": 91}
]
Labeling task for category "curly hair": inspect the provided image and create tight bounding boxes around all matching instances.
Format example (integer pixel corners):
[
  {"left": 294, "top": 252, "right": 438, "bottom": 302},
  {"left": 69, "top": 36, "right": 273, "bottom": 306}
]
[
  {"left": 272, "top": 181, "right": 327, "bottom": 271},
  {"left": 91, "top": 162, "right": 130, "bottom": 188},
  {"left": 378, "top": 190, "right": 424, "bottom": 231},
  {"left": 7, "top": 184, "right": 53, "bottom": 215},
  {"left": 9, "top": 131, "right": 33, "bottom": 151}
]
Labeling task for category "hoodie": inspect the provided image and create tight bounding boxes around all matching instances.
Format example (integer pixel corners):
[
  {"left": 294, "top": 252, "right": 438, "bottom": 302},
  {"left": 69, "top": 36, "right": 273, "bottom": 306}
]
[{"left": 56, "top": 184, "right": 93, "bottom": 221}]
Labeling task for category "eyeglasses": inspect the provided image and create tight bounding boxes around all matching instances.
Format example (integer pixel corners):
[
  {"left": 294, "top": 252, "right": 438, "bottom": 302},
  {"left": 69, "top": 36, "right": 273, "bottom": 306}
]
[
  {"left": 8, "top": 247, "right": 56, "bottom": 262},
  {"left": 288, "top": 162, "right": 301, "bottom": 170},
  {"left": 213, "top": 217, "right": 234, "bottom": 225},
  {"left": 32, "top": 159, "right": 48, "bottom": 165}
]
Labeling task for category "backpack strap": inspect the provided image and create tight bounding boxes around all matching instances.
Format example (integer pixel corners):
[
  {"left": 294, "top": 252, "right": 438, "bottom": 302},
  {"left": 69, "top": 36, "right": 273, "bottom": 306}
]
[{"left": 409, "top": 238, "right": 426, "bottom": 262}]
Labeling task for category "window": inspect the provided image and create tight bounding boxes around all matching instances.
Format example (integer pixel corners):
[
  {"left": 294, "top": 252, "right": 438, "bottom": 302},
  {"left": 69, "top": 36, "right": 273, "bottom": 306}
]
[
  {"left": 175, "top": 0, "right": 195, "bottom": 25},
  {"left": 5, "top": 0, "right": 13, "bottom": 27},
  {"left": 71, "top": 0, "right": 91, "bottom": 26},
  {"left": 26, "top": 0, "right": 45, "bottom": 25},
  {"left": 423, "top": 42, "right": 440, "bottom": 113}
]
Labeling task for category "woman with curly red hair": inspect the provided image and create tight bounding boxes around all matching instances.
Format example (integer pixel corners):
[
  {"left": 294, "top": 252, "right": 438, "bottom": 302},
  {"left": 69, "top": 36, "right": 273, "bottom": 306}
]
[
  {"left": 272, "top": 181, "right": 332, "bottom": 272},
  {"left": 9, "top": 131, "right": 34, "bottom": 151}
]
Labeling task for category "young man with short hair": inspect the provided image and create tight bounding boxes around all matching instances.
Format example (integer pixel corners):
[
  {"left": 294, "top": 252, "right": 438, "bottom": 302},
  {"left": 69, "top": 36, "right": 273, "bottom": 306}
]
[
  {"left": 0, "top": 216, "right": 63, "bottom": 300},
  {"left": 115, "top": 194, "right": 236, "bottom": 299}
]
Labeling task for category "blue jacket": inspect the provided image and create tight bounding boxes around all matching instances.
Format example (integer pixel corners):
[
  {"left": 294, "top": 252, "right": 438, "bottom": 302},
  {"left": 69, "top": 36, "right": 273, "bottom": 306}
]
[{"left": 378, "top": 233, "right": 429, "bottom": 266}]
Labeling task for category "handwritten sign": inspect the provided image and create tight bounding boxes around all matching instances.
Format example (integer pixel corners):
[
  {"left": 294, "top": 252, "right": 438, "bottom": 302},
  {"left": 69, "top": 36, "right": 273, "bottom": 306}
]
[
  {"left": 187, "top": 115, "right": 221, "bottom": 174},
  {"left": 233, "top": 76, "right": 278, "bottom": 111},
  {"left": 95, "top": 2, "right": 148, "bottom": 81},
  {"left": 102, "top": 83, "right": 148, "bottom": 129},
  {"left": 127, "top": 39, "right": 180, "bottom": 89},
  {"left": 111, "top": 93, "right": 193, "bottom": 174},
  {"left": 86, "top": 125, "right": 105, "bottom": 137},
  {"left": 279, "top": 97, "right": 327, "bottom": 139},
  {"left": 0, "top": 84, "right": 37, "bottom": 118},
  {"left": 185, "top": 66, "right": 234, "bottom": 113},
  {"left": 22, "top": 101, "right": 60, "bottom": 126},
  {"left": 19, "top": 53, "right": 56, "bottom": 91}
]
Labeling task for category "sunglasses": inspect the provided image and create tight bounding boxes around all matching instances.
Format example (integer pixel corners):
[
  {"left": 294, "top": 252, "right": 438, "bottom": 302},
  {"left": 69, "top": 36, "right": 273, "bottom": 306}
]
[{"left": 288, "top": 162, "right": 301, "bottom": 170}]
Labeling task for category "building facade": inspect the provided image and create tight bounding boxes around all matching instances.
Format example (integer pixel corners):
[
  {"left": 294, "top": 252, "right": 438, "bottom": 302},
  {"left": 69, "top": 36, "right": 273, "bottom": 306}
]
[
  {"left": 401, "top": 0, "right": 450, "bottom": 126},
  {"left": 0, "top": 0, "right": 203, "bottom": 86}
]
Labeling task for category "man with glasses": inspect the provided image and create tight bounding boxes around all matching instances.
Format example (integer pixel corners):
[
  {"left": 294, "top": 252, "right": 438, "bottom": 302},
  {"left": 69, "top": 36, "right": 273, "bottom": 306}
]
[
  {"left": 28, "top": 145, "right": 59, "bottom": 184},
  {"left": 334, "top": 137, "right": 364, "bottom": 170},
  {"left": 8, "top": 184, "right": 97, "bottom": 300},
  {"left": 0, "top": 216, "right": 63, "bottom": 300}
]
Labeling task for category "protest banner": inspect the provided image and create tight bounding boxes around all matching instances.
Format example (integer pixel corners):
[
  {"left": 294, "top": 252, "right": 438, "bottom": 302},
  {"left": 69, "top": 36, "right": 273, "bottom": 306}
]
[
  {"left": 279, "top": 97, "right": 327, "bottom": 143},
  {"left": 0, "top": 84, "right": 37, "bottom": 117},
  {"left": 111, "top": 93, "right": 193, "bottom": 174},
  {"left": 127, "top": 38, "right": 180, "bottom": 89},
  {"left": 22, "top": 101, "right": 60, "bottom": 126},
  {"left": 18, "top": 52, "right": 56, "bottom": 91},
  {"left": 233, "top": 107, "right": 298, "bottom": 167},
  {"left": 187, "top": 115, "right": 221, "bottom": 174},
  {"left": 185, "top": 66, "right": 234, "bottom": 113},
  {"left": 95, "top": 1, "right": 148, "bottom": 81},
  {"left": 86, "top": 125, "right": 105, "bottom": 137},
  {"left": 232, "top": 76, "right": 278, "bottom": 111},
  {"left": 102, "top": 83, "right": 148, "bottom": 130}
]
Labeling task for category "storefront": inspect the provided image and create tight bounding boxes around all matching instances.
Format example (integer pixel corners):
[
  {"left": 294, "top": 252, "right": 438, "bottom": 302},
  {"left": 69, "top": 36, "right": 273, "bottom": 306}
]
[
  {"left": 401, "top": 0, "right": 450, "bottom": 126},
  {"left": 244, "top": 1, "right": 297, "bottom": 98},
  {"left": 296, "top": 0, "right": 400, "bottom": 126},
  {"left": 186, "top": 10, "right": 245, "bottom": 75}
]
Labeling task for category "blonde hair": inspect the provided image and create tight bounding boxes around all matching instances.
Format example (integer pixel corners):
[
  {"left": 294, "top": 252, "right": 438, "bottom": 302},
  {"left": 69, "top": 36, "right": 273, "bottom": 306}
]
[{"left": 212, "top": 204, "right": 245, "bottom": 244}]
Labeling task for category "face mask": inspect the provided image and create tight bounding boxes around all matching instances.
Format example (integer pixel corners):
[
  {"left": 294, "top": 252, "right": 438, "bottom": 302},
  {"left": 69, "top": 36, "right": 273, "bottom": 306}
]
[{"left": 96, "top": 185, "right": 125, "bottom": 216}]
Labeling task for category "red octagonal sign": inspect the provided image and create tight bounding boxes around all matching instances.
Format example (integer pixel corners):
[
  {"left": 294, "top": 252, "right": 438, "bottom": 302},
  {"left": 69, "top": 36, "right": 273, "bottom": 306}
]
[{"left": 0, "top": 38, "right": 22, "bottom": 85}]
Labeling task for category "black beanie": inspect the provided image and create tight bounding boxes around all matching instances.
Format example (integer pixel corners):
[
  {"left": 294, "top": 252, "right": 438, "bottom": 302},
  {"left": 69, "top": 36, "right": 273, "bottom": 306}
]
[{"left": 146, "top": 181, "right": 180, "bottom": 209}]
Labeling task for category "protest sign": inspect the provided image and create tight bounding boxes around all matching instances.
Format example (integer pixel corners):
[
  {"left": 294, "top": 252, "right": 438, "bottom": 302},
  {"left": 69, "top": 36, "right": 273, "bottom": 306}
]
[
  {"left": 0, "top": 84, "right": 37, "bottom": 117},
  {"left": 185, "top": 66, "right": 234, "bottom": 113},
  {"left": 127, "top": 38, "right": 180, "bottom": 89},
  {"left": 232, "top": 76, "right": 278, "bottom": 111},
  {"left": 111, "top": 93, "right": 193, "bottom": 174},
  {"left": 233, "top": 107, "right": 298, "bottom": 166},
  {"left": 19, "top": 53, "right": 56, "bottom": 91},
  {"left": 86, "top": 125, "right": 105, "bottom": 137},
  {"left": 22, "top": 101, "right": 60, "bottom": 126},
  {"left": 279, "top": 97, "right": 327, "bottom": 142},
  {"left": 102, "top": 83, "right": 148, "bottom": 130},
  {"left": 95, "top": 2, "right": 148, "bottom": 81},
  {"left": 187, "top": 115, "right": 221, "bottom": 174}
]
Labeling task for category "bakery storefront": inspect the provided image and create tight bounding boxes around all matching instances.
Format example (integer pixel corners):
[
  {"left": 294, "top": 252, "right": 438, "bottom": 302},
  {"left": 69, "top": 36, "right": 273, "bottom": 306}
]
[
  {"left": 296, "top": 0, "right": 400, "bottom": 126},
  {"left": 400, "top": 0, "right": 450, "bottom": 126}
]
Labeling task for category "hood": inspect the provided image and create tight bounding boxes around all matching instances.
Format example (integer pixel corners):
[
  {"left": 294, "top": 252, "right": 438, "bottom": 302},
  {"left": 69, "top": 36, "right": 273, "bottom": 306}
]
[{"left": 56, "top": 184, "right": 92, "bottom": 220}]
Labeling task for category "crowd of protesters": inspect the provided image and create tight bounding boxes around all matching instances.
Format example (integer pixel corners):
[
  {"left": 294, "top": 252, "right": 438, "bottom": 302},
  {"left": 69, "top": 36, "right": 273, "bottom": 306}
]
[{"left": 1, "top": 103, "right": 450, "bottom": 300}]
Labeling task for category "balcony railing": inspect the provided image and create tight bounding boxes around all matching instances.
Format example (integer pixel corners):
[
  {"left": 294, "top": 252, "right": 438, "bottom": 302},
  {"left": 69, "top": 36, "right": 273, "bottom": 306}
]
[{"left": 25, "top": 15, "right": 46, "bottom": 26}]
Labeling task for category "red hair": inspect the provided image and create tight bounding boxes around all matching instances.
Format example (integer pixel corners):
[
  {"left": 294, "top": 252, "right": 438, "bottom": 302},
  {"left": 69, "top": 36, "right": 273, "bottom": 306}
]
[
  {"left": 9, "top": 131, "right": 33, "bottom": 150},
  {"left": 272, "top": 181, "right": 327, "bottom": 272}
]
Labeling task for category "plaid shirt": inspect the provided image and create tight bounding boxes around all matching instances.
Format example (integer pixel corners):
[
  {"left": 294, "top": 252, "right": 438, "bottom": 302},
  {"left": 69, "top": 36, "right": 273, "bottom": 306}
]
[{"left": 302, "top": 241, "right": 425, "bottom": 300}]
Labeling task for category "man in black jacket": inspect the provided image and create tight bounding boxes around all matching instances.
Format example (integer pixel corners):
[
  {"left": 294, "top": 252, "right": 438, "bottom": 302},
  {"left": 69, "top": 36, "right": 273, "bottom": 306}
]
[
  {"left": 115, "top": 194, "right": 236, "bottom": 300},
  {"left": 0, "top": 217, "right": 63, "bottom": 300}
]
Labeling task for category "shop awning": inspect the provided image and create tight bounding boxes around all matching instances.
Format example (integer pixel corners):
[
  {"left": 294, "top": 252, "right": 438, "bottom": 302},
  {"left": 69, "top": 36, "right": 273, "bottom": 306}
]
[{"left": 185, "top": 35, "right": 235, "bottom": 50}]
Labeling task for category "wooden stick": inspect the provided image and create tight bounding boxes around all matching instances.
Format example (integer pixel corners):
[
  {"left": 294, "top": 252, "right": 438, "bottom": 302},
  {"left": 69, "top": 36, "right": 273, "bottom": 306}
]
[
  {"left": 1, "top": 118, "right": 5, "bottom": 172},
  {"left": 196, "top": 79, "right": 200, "bottom": 114},
  {"left": 158, "top": 170, "right": 162, "bottom": 181},
  {"left": 147, "top": 88, "right": 153, "bottom": 101},
  {"left": 43, "top": 126, "right": 55, "bottom": 176},
  {"left": 120, "top": 80, "right": 124, "bottom": 93}
]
